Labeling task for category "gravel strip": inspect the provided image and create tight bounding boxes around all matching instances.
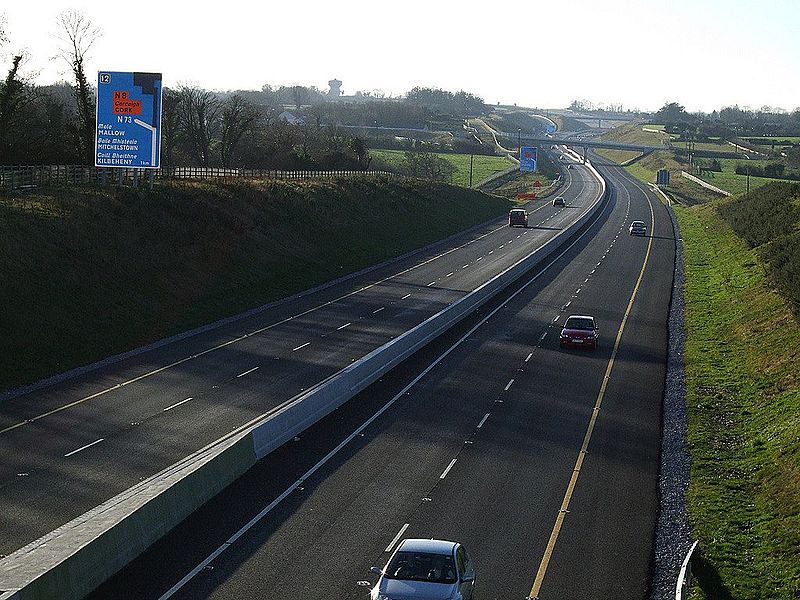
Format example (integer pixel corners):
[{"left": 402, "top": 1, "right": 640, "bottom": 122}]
[{"left": 651, "top": 203, "right": 694, "bottom": 600}]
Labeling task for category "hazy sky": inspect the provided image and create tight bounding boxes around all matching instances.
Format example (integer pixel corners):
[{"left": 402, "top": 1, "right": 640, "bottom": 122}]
[{"left": 2, "top": 0, "right": 798, "bottom": 113}]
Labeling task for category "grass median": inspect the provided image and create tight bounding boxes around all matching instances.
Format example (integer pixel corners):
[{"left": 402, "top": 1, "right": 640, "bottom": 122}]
[{"left": 0, "top": 177, "right": 512, "bottom": 392}]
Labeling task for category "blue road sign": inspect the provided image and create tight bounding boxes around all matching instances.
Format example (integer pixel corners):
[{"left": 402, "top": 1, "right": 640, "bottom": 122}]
[
  {"left": 95, "top": 71, "right": 163, "bottom": 168},
  {"left": 520, "top": 146, "right": 538, "bottom": 172},
  {"left": 546, "top": 124, "right": 557, "bottom": 134}
]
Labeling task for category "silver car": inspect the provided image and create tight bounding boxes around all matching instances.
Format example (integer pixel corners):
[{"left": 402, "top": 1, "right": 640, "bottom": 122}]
[{"left": 371, "top": 538, "right": 475, "bottom": 600}]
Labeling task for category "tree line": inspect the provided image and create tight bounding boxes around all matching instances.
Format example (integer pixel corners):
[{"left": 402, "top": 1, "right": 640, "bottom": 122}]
[{"left": 0, "top": 11, "right": 490, "bottom": 171}]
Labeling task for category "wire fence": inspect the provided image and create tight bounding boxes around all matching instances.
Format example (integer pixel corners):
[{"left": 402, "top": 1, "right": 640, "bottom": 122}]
[{"left": 0, "top": 165, "right": 396, "bottom": 191}]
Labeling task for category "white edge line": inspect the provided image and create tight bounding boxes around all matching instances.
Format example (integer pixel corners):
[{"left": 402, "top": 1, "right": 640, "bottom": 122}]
[
  {"left": 163, "top": 398, "right": 192, "bottom": 412},
  {"left": 440, "top": 458, "right": 457, "bottom": 479},
  {"left": 64, "top": 438, "right": 104, "bottom": 458},
  {"left": 385, "top": 523, "right": 410, "bottom": 553}
]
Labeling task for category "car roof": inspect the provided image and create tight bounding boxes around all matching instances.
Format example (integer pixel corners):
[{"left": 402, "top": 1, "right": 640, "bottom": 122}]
[
  {"left": 631, "top": 220, "right": 645, "bottom": 225},
  {"left": 397, "top": 539, "right": 457, "bottom": 555},
  {"left": 510, "top": 208, "right": 526, "bottom": 212},
  {"left": 566, "top": 314, "right": 595, "bottom": 321}
]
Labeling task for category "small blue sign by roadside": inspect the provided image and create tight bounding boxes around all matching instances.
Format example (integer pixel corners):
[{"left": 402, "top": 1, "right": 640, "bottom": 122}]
[
  {"left": 520, "top": 146, "right": 538, "bottom": 172},
  {"left": 546, "top": 124, "right": 556, "bottom": 134},
  {"left": 95, "top": 71, "right": 163, "bottom": 168}
]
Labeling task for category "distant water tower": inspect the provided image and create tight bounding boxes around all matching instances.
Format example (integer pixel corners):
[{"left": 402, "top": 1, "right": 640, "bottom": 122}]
[{"left": 328, "top": 79, "right": 342, "bottom": 98}]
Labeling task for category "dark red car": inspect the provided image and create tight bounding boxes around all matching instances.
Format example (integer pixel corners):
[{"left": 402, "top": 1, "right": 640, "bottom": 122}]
[
  {"left": 508, "top": 208, "right": 528, "bottom": 228},
  {"left": 559, "top": 315, "right": 599, "bottom": 350}
]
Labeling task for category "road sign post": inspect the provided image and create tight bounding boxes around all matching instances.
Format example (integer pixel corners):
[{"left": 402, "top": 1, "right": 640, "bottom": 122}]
[{"left": 95, "top": 71, "right": 163, "bottom": 179}]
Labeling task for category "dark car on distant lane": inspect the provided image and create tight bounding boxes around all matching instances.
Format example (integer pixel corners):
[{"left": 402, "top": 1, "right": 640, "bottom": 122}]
[{"left": 509, "top": 208, "right": 528, "bottom": 228}]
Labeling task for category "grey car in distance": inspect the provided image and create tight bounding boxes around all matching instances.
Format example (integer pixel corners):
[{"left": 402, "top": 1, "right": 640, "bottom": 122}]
[
  {"left": 371, "top": 538, "right": 475, "bottom": 600},
  {"left": 629, "top": 220, "right": 647, "bottom": 236}
]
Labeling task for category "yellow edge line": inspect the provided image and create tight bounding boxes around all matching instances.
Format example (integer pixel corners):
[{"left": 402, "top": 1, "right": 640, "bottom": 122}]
[{"left": 528, "top": 184, "right": 656, "bottom": 599}]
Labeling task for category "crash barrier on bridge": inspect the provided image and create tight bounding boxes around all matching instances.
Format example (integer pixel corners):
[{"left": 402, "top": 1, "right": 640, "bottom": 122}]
[
  {"left": 0, "top": 165, "right": 395, "bottom": 191},
  {"left": 0, "top": 161, "right": 608, "bottom": 600},
  {"left": 675, "top": 540, "right": 699, "bottom": 600},
  {"left": 680, "top": 171, "right": 731, "bottom": 197}
]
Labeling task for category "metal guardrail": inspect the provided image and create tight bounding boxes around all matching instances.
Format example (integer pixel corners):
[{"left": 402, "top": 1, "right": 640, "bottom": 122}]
[
  {"left": 676, "top": 540, "right": 699, "bottom": 600},
  {"left": 0, "top": 165, "right": 395, "bottom": 191}
]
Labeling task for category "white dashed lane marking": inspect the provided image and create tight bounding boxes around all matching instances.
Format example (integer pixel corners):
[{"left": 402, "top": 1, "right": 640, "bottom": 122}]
[
  {"left": 163, "top": 398, "right": 192, "bottom": 412},
  {"left": 236, "top": 367, "right": 259, "bottom": 378},
  {"left": 385, "top": 523, "right": 410, "bottom": 553},
  {"left": 64, "top": 438, "right": 104, "bottom": 458},
  {"left": 440, "top": 459, "right": 457, "bottom": 479},
  {"left": 292, "top": 342, "right": 310, "bottom": 352},
  {"left": 337, "top": 322, "right": 352, "bottom": 330}
]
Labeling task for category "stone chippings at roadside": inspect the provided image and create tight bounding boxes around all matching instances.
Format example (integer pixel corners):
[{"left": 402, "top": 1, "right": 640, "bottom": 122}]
[{"left": 651, "top": 205, "right": 693, "bottom": 600}]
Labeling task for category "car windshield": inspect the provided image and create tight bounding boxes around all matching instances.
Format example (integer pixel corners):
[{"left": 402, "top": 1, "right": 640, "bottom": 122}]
[
  {"left": 384, "top": 551, "right": 457, "bottom": 584},
  {"left": 632, "top": 221, "right": 645, "bottom": 227},
  {"left": 565, "top": 317, "right": 594, "bottom": 330}
]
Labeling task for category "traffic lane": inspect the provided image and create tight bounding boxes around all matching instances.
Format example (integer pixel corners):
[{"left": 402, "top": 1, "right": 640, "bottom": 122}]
[
  {"left": 0, "top": 170, "right": 592, "bottom": 431},
  {"left": 0, "top": 192, "right": 590, "bottom": 479},
  {"left": 537, "top": 173, "right": 673, "bottom": 599},
  {"left": 1, "top": 300, "right": 462, "bottom": 552},
  {"left": 0, "top": 172, "right": 597, "bottom": 447},
  {"left": 90, "top": 180, "right": 616, "bottom": 599},
  {"left": 378, "top": 186, "right": 643, "bottom": 599}
]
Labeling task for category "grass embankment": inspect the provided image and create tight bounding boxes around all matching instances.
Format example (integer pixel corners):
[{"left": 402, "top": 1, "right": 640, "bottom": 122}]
[
  {"left": 370, "top": 149, "right": 513, "bottom": 187},
  {"left": 0, "top": 178, "right": 512, "bottom": 391},
  {"left": 677, "top": 198, "right": 800, "bottom": 599}
]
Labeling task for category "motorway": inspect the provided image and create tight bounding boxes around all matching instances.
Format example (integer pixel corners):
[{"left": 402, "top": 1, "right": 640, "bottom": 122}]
[
  {"left": 0, "top": 161, "right": 600, "bottom": 556},
  {"left": 90, "top": 155, "right": 675, "bottom": 599}
]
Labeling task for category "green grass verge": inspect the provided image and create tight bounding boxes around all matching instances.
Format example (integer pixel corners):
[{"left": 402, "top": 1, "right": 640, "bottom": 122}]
[
  {"left": 595, "top": 149, "right": 643, "bottom": 164},
  {"left": 691, "top": 169, "right": 787, "bottom": 196},
  {"left": 599, "top": 122, "right": 669, "bottom": 146},
  {"left": 0, "top": 178, "right": 512, "bottom": 391},
  {"left": 675, "top": 202, "right": 800, "bottom": 599},
  {"left": 370, "top": 149, "right": 513, "bottom": 187}
]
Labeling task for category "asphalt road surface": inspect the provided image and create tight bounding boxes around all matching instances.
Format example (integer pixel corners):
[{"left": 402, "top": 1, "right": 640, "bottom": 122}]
[
  {"left": 1, "top": 162, "right": 601, "bottom": 556},
  {"left": 91, "top": 155, "right": 675, "bottom": 599}
]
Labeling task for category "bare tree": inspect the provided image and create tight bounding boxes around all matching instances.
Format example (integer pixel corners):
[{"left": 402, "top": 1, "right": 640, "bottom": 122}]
[
  {"left": 160, "top": 88, "right": 183, "bottom": 169},
  {"left": 219, "top": 95, "right": 259, "bottom": 167},
  {"left": 178, "top": 85, "right": 220, "bottom": 166},
  {"left": 56, "top": 10, "right": 101, "bottom": 164},
  {"left": 0, "top": 54, "right": 25, "bottom": 162}
]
